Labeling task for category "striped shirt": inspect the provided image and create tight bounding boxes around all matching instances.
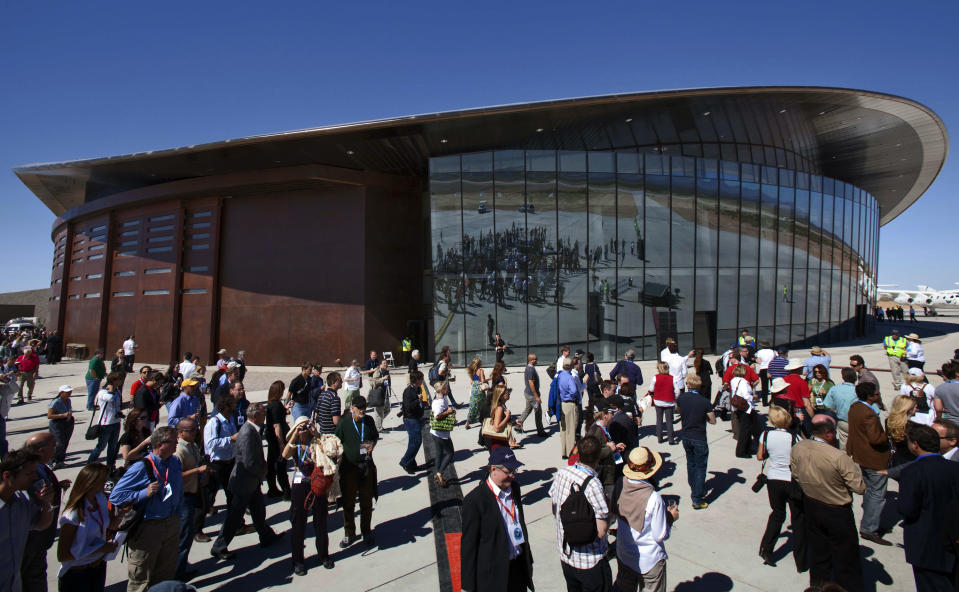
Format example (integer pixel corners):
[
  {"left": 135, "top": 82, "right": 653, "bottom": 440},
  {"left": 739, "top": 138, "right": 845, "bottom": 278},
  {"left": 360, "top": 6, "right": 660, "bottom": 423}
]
[
  {"left": 313, "top": 389, "right": 341, "bottom": 434},
  {"left": 767, "top": 356, "right": 789, "bottom": 379},
  {"left": 549, "top": 464, "right": 609, "bottom": 569}
]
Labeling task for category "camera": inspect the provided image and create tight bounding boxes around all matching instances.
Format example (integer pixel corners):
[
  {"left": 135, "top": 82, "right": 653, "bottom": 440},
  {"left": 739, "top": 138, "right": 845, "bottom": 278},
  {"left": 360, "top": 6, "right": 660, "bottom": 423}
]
[{"left": 751, "top": 473, "right": 768, "bottom": 493}]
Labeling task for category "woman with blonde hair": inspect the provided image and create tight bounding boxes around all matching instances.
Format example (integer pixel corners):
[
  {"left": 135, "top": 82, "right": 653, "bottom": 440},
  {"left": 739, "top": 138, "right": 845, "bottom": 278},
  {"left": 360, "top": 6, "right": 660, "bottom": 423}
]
[
  {"left": 465, "top": 357, "right": 487, "bottom": 429},
  {"left": 756, "top": 405, "right": 805, "bottom": 569},
  {"left": 649, "top": 361, "right": 678, "bottom": 444},
  {"left": 886, "top": 395, "right": 917, "bottom": 467},
  {"left": 485, "top": 383, "right": 521, "bottom": 450},
  {"left": 57, "top": 463, "right": 129, "bottom": 590}
]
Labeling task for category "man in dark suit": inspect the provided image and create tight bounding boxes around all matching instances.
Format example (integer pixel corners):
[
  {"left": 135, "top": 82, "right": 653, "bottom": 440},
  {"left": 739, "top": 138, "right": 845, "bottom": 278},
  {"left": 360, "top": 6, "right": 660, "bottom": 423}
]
[
  {"left": 461, "top": 447, "right": 534, "bottom": 592},
  {"left": 211, "top": 402, "right": 279, "bottom": 560},
  {"left": 606, "top": 394, "right": 639, "bottom": 454},
  {"left": 899, "top": 424, "right": 959, "bottom": 591}
]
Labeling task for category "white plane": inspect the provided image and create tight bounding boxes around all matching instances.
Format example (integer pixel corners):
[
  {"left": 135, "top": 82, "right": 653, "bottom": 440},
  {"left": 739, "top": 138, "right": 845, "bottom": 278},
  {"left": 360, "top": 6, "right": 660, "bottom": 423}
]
[{"left": 877, "top": 283, "right": 959, "bottom": 310}]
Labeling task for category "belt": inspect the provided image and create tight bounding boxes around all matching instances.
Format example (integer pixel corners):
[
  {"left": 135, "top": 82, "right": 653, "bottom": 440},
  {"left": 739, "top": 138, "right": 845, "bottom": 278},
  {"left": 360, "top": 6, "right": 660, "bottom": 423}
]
[
  {"left": 805, "top": 496, "right": 851, "bottom": 509},
  {"left": 209, "top": 458, "right": 234, "bottom": 464},
  {"left": 69, "top": 559, "right": 104, "bottom": 572}
]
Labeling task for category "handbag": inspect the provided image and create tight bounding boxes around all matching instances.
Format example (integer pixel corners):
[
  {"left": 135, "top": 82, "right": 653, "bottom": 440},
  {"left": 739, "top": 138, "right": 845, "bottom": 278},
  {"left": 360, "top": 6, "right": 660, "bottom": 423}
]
[
  {"left": 84, "top": 406, "right": 103, "bottom": 440},
  {"left": 481, "top": 417, "right": 511, "bottom": 442},
  {"left": 368, "top": 384, "right": 386, "bottom": 408},
  {"left": 730, "top": 381, "right": 750, "bottom": 412},
  {"left": 430, "top": 406, "right": 457, "bottom": 432}
]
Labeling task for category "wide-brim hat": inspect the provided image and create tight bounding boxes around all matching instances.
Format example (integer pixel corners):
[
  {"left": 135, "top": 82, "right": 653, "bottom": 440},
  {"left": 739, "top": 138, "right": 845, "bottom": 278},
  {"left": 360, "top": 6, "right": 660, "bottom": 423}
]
[
  {"left": 810, "top": 346, "right": 825, "bottom": 355},
  {"left": 784, "top": 358, "right": 804, "bottom": 371},
  {"left": 286, "top": 416, "right": 313, "bottom": 444},
  {"left": 769, "top": 377, "right": 790, "bottom": 393},
  {"left": 623, "top": 446, "right": 663, "bottom": 480},
  {"left": 906, "top": 333, "right": 920, "bottom": 341}
]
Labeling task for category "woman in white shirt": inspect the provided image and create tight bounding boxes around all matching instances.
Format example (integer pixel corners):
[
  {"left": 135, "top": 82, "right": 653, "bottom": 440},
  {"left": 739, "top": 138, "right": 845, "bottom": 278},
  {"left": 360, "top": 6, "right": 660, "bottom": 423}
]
[
  {"left": 86, "top": 372, "right": 126, "bottom": 471},
  {"left": 730, "top": 365, "right": 757, "bottom": 458},
  {"left": 57, "top": 463, "right": 127, "bottom": 590},
  {"left": 430, "top": 380, "right": 456, "bottom": 487},
  {"left": 756, "top": 405, "right": 805, "bottom": 571},
  {"left": 905, "top": 334, "right": 925, "bottom": 371}
]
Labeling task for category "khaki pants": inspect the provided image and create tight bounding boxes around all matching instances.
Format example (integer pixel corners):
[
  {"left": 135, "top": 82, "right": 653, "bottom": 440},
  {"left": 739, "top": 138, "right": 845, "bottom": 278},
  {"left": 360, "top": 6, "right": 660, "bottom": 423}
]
[
  {"left": 837, "top": 420, "right": 849, "bottom": 450},
  {"left": 127, "top": 515, "right": 180, "bottom": 592},
  {"left": 615, "top": 557, "right": 667, "bottom": 592},
  {"left": 560, "top": 402, "right": 579, "bottom": 457},
  {"left": 17, "top": 371, "right": 36, "bottom": 400},
  {"left": 887, "top": 355, "right": 907, "bottom": 391}
]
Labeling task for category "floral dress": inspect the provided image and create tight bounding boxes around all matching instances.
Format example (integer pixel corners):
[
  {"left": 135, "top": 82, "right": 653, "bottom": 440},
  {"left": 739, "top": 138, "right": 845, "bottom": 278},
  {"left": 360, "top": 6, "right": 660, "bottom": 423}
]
[{"left": 467, "top": 373, "right": 484, "bottom": 424}]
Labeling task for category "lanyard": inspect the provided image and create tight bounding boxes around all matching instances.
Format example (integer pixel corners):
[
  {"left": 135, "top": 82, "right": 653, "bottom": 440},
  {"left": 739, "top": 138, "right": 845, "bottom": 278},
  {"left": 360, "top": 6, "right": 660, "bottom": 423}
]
[
  {"left": 486, "top": 479, "right": 517, "bottom": 524},
  {"left": 296, "top": 445, "right": 311, "bottom": 467},
  {"left": 599, "top": 425, "right": 612, "bottom": 442},
  {"left": 146, "top": 455, "right": 168, "bottom": 486},
  {"left": 87, "top": 499, "right": 107, "bottom": 537},
  {"left": 352, "top": 417, "right": 365, "bottom": 441}
]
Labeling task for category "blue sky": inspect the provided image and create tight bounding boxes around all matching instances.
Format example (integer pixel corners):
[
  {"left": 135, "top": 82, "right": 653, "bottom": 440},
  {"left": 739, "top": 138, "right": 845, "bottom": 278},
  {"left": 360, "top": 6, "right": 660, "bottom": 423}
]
[{"left": 2, "top": 1, "right": 956, "bottom": 293}]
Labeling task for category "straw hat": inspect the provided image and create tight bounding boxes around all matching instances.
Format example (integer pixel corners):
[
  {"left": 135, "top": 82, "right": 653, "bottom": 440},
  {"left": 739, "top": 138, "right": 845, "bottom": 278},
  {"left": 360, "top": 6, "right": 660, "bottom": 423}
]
[
  {"left": 769, "top": 377, "right": 790, "bottom": 394},
  {"left": 286, "top": 416, "right": 313, "bottom": 444},
  {"left": 906, "top": 333, "right": 920, "bottom": 341},
  {"left": 623, "top": 446, "right": 663, "bottom": 480},
  {"left": 810, "top": 346, "right": 825, "bottom": 355},
  {"left": 784, "top": 358, "right": 804, "bottom": 371}
]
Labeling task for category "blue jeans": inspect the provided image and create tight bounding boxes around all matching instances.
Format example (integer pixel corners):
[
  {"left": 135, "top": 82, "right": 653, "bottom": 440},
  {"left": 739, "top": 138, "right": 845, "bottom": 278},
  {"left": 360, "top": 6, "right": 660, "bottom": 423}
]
[
  {"left": 291, "top": 402, "right": 312, "bottom": 421},
  {"left": 177, "top": 492, "right": 201, "bottom": 577},
  {"left": 85, "top": 378, "right": 101, "bottom": 411},
  {"left": 860, "top": 466, "right": 888, "bottom": 535},
  {"left": 431, "top": 434, "right": 454, "bottom": 476},
  {"left": 87, "top": 422, "right": 120, "bottom": 468},
  {"left": 682, "top": 438, "right": 709, "bottom": 505},
  {"left": 400, "top": 417, "right": 424, "bottom": 468}
]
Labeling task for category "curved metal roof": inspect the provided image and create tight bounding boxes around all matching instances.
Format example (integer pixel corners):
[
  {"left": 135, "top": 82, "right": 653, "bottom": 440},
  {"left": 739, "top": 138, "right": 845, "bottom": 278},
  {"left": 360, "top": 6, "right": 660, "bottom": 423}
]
[{"left": 14, "top": 86, "right": 947, "bottom": 225}]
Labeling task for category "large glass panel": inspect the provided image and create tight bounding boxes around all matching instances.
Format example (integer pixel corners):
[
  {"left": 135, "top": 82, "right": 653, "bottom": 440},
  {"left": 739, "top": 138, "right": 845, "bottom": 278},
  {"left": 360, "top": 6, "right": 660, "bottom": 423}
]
[
  {"left": 429, "top": 155, "right": 466, "bottom": 363},
  {"left": 778, "top": 186, "right": 795, "bottom": 269},
  {"left": 758, "top": 262, "right": 776, "bottom": 327},
  {"left": 588, "top": 159, "right": 618, "bottom": 360},
  {"left": 738, "top": 267, "right": 758, "bottom": 332},
  {"left": 695, "top": 177, "right": 719, "bottom": 267},
  {"left": 740, "top": 181, "right": 759, "bottom": 267},
  {"left": 671, "top": 267, "right": 694, "bottom": 352},
  {"left": 558, "top": 151, "right": 588, "bottom": 353},
  {"left": 645, "top": 168, "right": 670, "bottom": 267},
  {"left": 759, "top": 183, "right": 778, "bottom": 267},
  {"left": 671, "top": 175, "right": 695, "bottom": 268},
  {"left": 461, "top": 152, "right": 495, "bottom": 363},
  {"left": 777, "top": 267, "right": 793, "bottom": 329},
  {"left": 617, "top": 171, "right": 645, "bottom": 351},
  {"left": 493, "top": 150, "right": 527, "bottom": 365},
  {"left": 718, "top": 176, "right": 740, "bottom": 264},
  {"left": 717, "top": 267, "right": 738, "bottom": 330},
  {"left": 526, "top": 152, "right": 558, "bottom": 361}
]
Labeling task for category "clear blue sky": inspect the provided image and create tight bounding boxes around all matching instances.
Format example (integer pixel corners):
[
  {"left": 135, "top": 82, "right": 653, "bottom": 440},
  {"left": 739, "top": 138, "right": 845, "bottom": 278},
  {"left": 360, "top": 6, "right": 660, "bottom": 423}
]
[{"left": 2, "top": 1, "right": 956, "bottom": 293}]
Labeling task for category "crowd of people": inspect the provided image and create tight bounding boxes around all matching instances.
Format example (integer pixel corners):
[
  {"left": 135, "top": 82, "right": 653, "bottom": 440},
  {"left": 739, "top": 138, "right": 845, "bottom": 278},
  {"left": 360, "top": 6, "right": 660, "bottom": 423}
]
[{"left": 2, "top": 326, "right": 959, "bottom": 592}]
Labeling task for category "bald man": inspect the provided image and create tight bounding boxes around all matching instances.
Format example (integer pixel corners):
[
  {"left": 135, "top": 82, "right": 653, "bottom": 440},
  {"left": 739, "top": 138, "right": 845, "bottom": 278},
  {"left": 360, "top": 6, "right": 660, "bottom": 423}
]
[{"left": 21, "top": 432, "right": 71, "bottom": 591}]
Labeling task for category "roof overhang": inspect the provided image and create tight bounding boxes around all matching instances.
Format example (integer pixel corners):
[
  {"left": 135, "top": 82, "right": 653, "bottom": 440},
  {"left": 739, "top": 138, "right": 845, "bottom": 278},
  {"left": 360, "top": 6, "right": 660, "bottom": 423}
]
[{"left": 14, "top": 86, "right": 947, "bottom": 226}]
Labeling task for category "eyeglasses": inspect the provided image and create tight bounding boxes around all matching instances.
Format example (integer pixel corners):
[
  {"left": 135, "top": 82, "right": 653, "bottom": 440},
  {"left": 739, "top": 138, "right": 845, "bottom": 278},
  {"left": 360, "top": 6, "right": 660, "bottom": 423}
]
[{"left": 493, "top": 465, "right": 516, "bottom": 477}]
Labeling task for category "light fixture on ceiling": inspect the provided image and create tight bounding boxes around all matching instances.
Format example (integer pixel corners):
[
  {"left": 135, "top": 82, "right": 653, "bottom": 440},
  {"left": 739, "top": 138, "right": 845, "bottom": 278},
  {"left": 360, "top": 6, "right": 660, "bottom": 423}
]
[
  {"left": 778, "top": 109, "right": 787, "bottom": 114},
  {"left": 440, "top": 139, "right": 448, "bottom": 144},
  {"left": 702, "top": 111, "right": 710, "bottom": 116},
  {"left": 536, "top": 128, "right": 544, "bottom": 132},
  {"left": 625, "top": 118, "right": 633, "bottom": 123},
  {"left": 818, "top": 111, "right": 826, "bottom": 116},
  {"left": 346, "top": 150, "right": 354, "bottom": 156}
]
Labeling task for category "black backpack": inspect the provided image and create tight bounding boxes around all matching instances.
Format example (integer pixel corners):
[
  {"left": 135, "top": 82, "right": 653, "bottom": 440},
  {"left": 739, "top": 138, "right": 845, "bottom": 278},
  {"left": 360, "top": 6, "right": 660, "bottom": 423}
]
[
  {"left": 428, "top": 363, "right": 441, "bottom": 385},
  {"left": 160, "top": 382, "right": 180, "bottom": 404},
  {"left": 560, "top": 474, "right": 597, "bottom": 552}
]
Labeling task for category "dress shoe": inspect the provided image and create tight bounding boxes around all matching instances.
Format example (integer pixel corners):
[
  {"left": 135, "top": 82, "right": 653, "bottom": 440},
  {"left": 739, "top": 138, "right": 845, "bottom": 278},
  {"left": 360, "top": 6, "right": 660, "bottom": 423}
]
[
  {"left": 759, "top": 550, "right": 776, "bottom": 566},
  {"left": 860, "top": 531, "right": 893, "bottom": 546},
  {"left": 321, "top": 556, "right": 335, "bottom": 569},
  {"left": 293, "top": 564, "right": 307, "bottom": 577},
  {"left": 193, "top": 532, "right": 212, "bottom": 543},
  {"left": 339, "top": 534, "right": 359, "bottom": 549},
  {"left": 400, "top": 461, "right": 417, "bottom": 475},
  {"left": 210, "top": 548, "right": 236, "bottom": 561},
  {"left": 363, "top": 533, "right": 376, "bottom": 548},
  {"left": 237, "top": 524, "right": 256, "bottom": 535}
]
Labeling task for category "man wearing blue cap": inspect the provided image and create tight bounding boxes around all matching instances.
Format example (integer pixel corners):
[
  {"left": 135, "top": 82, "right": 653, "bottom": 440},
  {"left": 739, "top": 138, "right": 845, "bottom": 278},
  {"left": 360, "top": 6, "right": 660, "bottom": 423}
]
[{"left": 461, "top": 447, "right": 534, "bottom": 592}]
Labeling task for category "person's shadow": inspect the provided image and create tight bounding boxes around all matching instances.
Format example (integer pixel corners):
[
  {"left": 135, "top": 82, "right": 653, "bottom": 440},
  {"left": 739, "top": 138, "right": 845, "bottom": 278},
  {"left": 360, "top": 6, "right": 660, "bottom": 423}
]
[
  {"left": 860, "top": 544, "right": 894, "bottom": 592},
  {"left": 703, "top": 468, "right": 746, "bottom": 503},
  {"left": 673, "top": 572, "right": 734, "bottom": 591}
]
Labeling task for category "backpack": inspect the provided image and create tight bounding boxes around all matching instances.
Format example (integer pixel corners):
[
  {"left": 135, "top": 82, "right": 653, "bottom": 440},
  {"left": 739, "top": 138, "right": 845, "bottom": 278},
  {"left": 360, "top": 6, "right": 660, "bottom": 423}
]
[
  {"left": 428, "top": 363, "right": 441, "bottom": 385},
  {"left": 160, "top": 382, "right": 180, "bottom": 404},
  {"left": 560, "top": 473, "right": 597, "bottom": 551},
  {"left": 114, "top": 459, "right": 157, "bottom": 537}
]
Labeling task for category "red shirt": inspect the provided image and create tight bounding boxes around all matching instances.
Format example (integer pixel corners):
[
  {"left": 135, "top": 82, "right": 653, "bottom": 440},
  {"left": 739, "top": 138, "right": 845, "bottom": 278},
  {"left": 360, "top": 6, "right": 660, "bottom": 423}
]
[
  {"left": 782, "top": 374, "right": 811, "bottom": 408},
  {"left": 129, "top": 378, "right": 145, "bottom": 401},
  {"left": 723, "top": 362, "right": 759, "bottom": 384},
  {"left": 651, "top": 374, "right": 675, "bottom": 403},
  {"left": 15, "top": 353, "right": 39, "bottom": 373}
]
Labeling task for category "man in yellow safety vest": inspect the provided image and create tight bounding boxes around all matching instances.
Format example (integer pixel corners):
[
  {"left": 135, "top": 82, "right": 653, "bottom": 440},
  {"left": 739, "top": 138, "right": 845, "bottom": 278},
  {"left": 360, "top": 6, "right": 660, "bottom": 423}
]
[
  {"left": 883, "top": 329, "right": 908, "bottom": 391},
  {"left": 401, "top": 337, "right": 412, "bottom": 365}
]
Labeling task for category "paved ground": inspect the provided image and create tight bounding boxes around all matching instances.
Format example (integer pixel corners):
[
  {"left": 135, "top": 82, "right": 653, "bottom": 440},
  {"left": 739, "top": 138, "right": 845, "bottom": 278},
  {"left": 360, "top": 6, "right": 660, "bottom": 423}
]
[{"left": 6, "top": 314, "right": 957, "bottom": 591}]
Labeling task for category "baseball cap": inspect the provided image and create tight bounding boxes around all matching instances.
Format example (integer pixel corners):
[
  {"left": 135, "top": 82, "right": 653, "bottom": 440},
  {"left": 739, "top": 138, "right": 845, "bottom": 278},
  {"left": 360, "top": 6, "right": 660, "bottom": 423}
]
[
  {"left": 217, "top": 349, "right": 227, "bottom": 354},
  {"left": 58, "top": 384, "right": 72, "bottom": 393},
  {"left": 606, "top": 394, "right": 625, "bottom": 409},
  {"left": 488, "top": 447, "right": 523, "bottom": 471}
]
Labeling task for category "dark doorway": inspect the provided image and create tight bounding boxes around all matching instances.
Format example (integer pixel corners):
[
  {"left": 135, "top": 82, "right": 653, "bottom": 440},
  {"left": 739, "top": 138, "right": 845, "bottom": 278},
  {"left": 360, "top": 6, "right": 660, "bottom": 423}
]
[{"left": 694, "top": 311, "right": 717, "bottom": 354}]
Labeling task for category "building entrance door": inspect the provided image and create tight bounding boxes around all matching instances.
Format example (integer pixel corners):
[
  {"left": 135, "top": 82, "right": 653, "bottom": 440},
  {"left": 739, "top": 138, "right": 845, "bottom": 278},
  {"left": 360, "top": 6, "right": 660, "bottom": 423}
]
[{"left": 693, "top": 311, "right": 717, "bottom": 354}]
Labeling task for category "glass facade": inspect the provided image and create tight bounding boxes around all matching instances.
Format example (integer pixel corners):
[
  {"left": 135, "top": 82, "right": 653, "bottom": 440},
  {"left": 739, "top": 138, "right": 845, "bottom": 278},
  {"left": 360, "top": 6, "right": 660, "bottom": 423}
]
[{"left": 430, "top": 150, "right": 879, "bottom": 366}]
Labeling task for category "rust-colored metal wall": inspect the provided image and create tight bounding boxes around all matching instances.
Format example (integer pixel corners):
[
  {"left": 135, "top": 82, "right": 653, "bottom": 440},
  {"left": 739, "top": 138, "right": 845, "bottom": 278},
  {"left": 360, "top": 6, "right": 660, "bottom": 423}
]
[{"left": 48, "top": 164, "right": 424, "bottom": 366}]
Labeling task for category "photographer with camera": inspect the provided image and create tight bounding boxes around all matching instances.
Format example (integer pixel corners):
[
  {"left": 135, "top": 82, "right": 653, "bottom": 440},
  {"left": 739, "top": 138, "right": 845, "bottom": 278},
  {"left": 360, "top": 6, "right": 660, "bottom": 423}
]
[
  {"left": 755, "top": 405, "right": 804, "bottom": 570},
  {"left": 334, "top": 395, "right": 379, "bottom": 550}
]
